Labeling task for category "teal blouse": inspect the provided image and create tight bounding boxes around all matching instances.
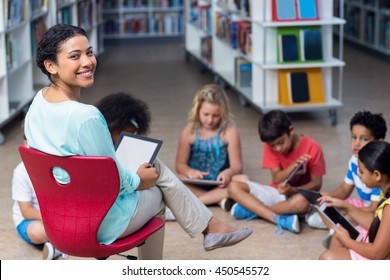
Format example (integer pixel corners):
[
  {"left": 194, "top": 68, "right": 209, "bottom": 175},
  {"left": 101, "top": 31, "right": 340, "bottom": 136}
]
[{"left": 24, "top": 89, "right": 140, "bottom": 245}]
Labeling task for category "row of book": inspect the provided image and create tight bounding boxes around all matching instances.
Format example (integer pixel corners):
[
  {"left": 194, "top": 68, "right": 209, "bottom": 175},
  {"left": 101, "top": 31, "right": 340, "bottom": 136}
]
[
  {"left": 4, "top": 0, "right": 25, "bottom": 29},
  {"left": 272, "top": 0, "right": 319, "bottom": 21},
  {"left": 104, "top": 13, "right": 183, "bottom": 34},
  {"left": 278, "top": 27, "right": 323, "bottom": 63},
  {"left": 200, "top": 37, "right": 324, "bottom": 106},
  {"left": 196, "top": 4, "right": 212, "bottom": 34},
  {"left": 103, "top": 0, "right": 183, "bottom": 9},
  {"left": 30, "top": 0, "right": 49, "bottom": 15},
  {"left": 31, "top": 18, "right": 47, "bottom": 55},
  {"left": 57, "top": 6, "right": 72, "bottom": 25},
  {"left": 5, "top": 34, "right": 18, "bottom": 70},
  {"left": 77, "top": 1, "right": 93, "bottom": 31},
  {"left": 215, "top": 12, "right": 252, "bottom": 55},
  {"left": 235, "top": 58, "right": 324, "bottom": 106}
]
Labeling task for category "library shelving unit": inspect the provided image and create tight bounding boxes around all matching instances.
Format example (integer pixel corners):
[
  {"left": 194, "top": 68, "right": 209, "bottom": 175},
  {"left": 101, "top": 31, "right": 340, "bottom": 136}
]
[
  {"left": 0, "top": 0, "right": 104, "bottom": 144},
  {"left": 184, "top": 0, "right": 346, "bottom": 125},
  {"left": 102, "top": 0, "right": 184, "bottom": 39},
  {"left": 184, "top": 0, "right": 213, "bottom": 67},
  {"left": 337, "top": 0, "right": 390, "bottom": 57}
]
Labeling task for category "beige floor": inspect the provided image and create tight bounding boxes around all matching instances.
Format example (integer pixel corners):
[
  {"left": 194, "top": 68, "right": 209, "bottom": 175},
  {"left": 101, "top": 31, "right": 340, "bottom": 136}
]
[{"left": 0, "top": 39, "right": 389, "bottom": 260}]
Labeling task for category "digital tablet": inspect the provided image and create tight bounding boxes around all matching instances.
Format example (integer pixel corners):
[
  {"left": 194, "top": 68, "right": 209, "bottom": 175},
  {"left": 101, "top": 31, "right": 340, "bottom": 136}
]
[
  {"left": 297, "top": 188, "right": 321, "bottom": 205},
  {"left": 180, "top": 178, "right": 223, "bottom": 186},
  {"left": 284, "top": 161, "right": 305, "bottom": 184},
  {"left": 318, "top": 203, "right": 361, "bottom": 240},
  {"left": 115, "top": 132, "right": 163, "bottom": 172},
  {"left": 297, "top": 189, "right": 360, "bottom": 240}
]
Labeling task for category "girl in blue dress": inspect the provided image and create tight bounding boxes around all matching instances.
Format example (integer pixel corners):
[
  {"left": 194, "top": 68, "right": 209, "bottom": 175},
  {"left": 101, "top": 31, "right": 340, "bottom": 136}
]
[{"left": 176, "top": 84, "right": 243, "bottom": 208}]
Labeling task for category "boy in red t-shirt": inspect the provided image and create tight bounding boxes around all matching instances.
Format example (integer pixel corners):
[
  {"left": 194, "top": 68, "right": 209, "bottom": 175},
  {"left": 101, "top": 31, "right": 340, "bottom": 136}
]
[{"left": 228, "top": 110, "right": 326, "bottom": 233}]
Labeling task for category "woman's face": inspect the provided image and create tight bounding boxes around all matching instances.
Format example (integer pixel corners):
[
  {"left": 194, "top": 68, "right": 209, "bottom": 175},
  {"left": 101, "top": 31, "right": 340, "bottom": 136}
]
[{"left": 53, "top": 35, "right": 97, "bottom": 90}]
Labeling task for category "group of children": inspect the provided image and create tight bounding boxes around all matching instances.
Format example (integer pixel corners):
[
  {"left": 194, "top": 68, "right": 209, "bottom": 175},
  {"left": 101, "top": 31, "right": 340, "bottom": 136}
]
[{"left": 11, "top": 23, "right": 390, "bottom": 260}]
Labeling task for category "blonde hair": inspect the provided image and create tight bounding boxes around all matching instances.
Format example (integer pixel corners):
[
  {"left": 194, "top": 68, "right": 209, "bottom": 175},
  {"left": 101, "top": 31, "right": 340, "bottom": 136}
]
[{"left": 188, "top": 84, "right": 233, "bottom": 132}]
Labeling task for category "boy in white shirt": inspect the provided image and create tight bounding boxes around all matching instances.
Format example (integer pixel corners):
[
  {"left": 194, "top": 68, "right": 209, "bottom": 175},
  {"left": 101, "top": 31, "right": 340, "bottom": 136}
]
[{"left": 12, "top": 121, "right": 66, "bottom": 260}]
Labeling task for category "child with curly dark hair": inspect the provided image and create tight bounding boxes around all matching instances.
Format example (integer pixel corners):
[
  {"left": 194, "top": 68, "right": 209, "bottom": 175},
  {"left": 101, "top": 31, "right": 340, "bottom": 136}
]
[
  {"left": 320, "top": 110, "right": 387, "bottom": 247},
  {"left": 96, "top": 92, "right": 151, "bottom": 143}
]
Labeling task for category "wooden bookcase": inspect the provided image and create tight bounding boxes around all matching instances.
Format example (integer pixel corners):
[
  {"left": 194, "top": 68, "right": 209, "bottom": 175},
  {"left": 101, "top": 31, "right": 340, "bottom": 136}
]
[
  {"left": 102, "top": 0, "right": 184, "bottom": 39},
  {"left": 184, "top": 0, "right": 346, "bottom": 125},
  {"left": 0, "top": 0, "right": 104, "bottom": 144}
]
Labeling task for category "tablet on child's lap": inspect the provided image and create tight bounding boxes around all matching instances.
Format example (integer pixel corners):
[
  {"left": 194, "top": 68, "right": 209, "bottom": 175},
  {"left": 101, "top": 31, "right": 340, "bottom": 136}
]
[{"left": 297, "top": 188, "right": 361, "bottom": 240}]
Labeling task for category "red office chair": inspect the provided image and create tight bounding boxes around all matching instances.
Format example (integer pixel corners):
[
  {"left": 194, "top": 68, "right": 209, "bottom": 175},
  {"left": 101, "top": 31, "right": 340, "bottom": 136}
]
[{"left": 18, "top": 146, "right": 165, "bottom": 259}]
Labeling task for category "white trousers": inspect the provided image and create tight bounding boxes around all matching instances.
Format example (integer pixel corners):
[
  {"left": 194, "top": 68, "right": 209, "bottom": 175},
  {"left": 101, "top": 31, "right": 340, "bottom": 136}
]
[{"left": 120, "top": 158, "right": 212, "bottom": 239}]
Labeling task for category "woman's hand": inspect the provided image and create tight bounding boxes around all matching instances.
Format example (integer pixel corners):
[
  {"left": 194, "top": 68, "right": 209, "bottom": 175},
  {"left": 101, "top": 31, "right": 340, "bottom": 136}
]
[{"left": 136, "top": 163, "right": 158, "bottom": 189}]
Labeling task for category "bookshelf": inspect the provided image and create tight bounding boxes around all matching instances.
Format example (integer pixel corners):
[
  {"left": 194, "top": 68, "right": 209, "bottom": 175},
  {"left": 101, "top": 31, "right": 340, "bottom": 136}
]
[
  {"left": 0, "top": 0, "right": 104, "bottom": 144},
  {"left": 102, "top": 0, "right": 184, "bottom": 39},
  {"left": 184, "top": 0, "right": 346, "bottom": 125},
  {"left": 337, "top": 0, "right": 390, "bottom": 57}
]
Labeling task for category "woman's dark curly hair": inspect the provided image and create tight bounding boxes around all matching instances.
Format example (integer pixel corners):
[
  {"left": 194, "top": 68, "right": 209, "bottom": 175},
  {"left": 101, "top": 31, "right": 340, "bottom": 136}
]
[
  {"left": 96, "top": 92, "right": 151, "bottom": 136},
  {"left": 35, "top": 24, "right": 87, "bottom": 82}
]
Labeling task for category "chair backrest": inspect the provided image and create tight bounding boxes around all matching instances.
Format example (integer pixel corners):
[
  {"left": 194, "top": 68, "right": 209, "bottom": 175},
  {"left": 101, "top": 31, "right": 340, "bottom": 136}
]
[{"left": 19, "top": 146, "right": 120, "bottom": 256}]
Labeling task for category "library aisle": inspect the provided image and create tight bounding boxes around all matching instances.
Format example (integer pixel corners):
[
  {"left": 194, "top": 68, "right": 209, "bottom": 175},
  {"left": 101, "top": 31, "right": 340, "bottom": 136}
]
[{"left": 0, "top": 38, "right": 389, "bottom": 260}]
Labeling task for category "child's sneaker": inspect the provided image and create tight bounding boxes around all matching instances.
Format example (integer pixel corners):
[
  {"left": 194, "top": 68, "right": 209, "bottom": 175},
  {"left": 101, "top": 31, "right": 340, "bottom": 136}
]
[
  {"left": 321, "top": 229, "right": 335, "bottom": 248},
  {"left": 275, "top": 214, "right": 300, "bottom": 234},
  {"left": 231, "top": 203, "right": 257, "bottom": 220},
  {"left": 305, "top": 206, "right": 327, "bottom": 229},
  {"left": 43, "top": 242, "right": 66, "bottom": 260},
  {"left": 219, "top": 198, "right": 236, "bottom": 212}
]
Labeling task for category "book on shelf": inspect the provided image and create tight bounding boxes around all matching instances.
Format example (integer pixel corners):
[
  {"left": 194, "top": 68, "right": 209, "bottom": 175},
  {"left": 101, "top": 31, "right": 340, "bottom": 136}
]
[
  {"left": 235, "top": 57, "right": 252, "bottom": 88},
  {"left": 237, "top": 21, "right": 251, "bottom": 54},
  {"left": 273, "top": 0, "right": 297, "bottom": 21},
  {"left": 201, "top": 35, "right": 212, "bottom": 64},
  {"left": 152, "top": 13, "right": 181, "bottom": 34},
  {"left": 272, "top": 0, "right": 319, "bottom": 21},
  {"left": 78, "top": 1, "right": 93, "bottom": 31},
  {"left": 300, "top": 28, "right": 323, "bottom": 61},
  {"left": 288, "top": 72, "right": 310, "bottom": 103},
  {"left": 278, "top": 34, "right": 299, "bottom": 62},
  {"left": 124, "top": 15, "right": 147, "bottom": 34},
  {"left": 5, "top": 0, "right": 26, "bottom": 28},
  {"left": 278, "top": 26, "right": 322, "bottom": 63},
  {"left": 5, "top": 34, "right": 18, "bottom": 69},
  {"left": 31, "top": 18, "right": 47, "bottom": 55},
  {"left": 198, "top": 4, "right": 211, "bottom": 33},
  {"left": 278, "top": 68, "right": 325, "bottom": 105},
  {"left": 230, "top": 21, "right": 238, "bottom": 49},
  {"left": 296, "top": 0, "right": 318, "bottom": 20},
  {"left": 57, "top": 6, "right": 72, "bottom": 25},
  {"left": 30, "top": 0, "right": 49, "bottom": 15}
]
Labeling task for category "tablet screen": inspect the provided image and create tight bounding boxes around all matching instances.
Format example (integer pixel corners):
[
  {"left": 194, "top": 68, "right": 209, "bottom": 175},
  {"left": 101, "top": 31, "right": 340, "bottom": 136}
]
[
  {"left": 115, "top": 132, "right": 163, "bottom": 172},
  {"left": 322, "top": 206, "right": 360, "bottom": 240}
]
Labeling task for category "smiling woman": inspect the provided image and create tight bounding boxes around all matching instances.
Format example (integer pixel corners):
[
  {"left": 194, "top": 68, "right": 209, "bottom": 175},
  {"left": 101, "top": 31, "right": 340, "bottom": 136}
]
[{"left": 23, "top": 24, "right": 252, "bottom": 253}]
